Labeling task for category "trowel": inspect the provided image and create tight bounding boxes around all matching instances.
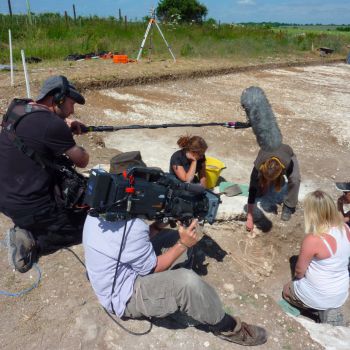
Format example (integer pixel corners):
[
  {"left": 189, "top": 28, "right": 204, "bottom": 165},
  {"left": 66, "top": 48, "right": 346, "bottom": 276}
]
[{"left": 217, "top": 184, "right": 242, "bottom": 197}]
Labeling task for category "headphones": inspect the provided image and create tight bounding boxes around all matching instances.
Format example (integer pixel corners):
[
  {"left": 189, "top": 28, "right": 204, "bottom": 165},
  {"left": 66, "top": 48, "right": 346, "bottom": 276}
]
[{"left": 53, "top": 75, "right": 69, "bottom": 107}]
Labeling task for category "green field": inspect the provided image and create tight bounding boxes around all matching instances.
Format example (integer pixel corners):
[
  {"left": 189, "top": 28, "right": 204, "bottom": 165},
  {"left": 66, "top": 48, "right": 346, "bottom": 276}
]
[{"left": 0, "top": 14, "right": 349, "bottom": 63}]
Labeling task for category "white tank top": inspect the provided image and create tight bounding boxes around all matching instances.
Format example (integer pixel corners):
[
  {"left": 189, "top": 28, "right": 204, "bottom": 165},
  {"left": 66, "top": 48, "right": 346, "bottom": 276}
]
[{"left": 293, "top": 226, "right": 350, "bottom": 310}]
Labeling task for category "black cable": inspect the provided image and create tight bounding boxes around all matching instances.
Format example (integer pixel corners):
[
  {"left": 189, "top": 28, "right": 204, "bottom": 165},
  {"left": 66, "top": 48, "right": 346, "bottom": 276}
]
[
  {"left": 63, "top": 247, "right": 86, "bottom": 268},
  {"left": 103, "top": 307, "right": 153, "bottom": 336},
  {"left": 110, "top": 219, "right": 128, "bottom": 314}
]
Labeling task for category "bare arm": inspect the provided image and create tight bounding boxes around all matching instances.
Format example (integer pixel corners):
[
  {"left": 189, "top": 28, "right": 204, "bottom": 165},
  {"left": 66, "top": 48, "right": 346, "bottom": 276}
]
[
  {"left": 154, "top": 220, "right": 198, "bottom": 272},
  {"left": 65, "top": 145, "right": 89, "bottom": 168},
  {"left": 294, "top": 234, "right": 318, "bottom": 279},
  {"left": 246, "top": 167, "right": 259, "bottom": 231},
  {"left": 198, "top": 161, "right": 207, "bottom": 187},
  {"left": 172, "top": 161, "right": 197, "bottom": 183},
  {"left": 246, "top": 204, "right": 255, "bottom": 231}
]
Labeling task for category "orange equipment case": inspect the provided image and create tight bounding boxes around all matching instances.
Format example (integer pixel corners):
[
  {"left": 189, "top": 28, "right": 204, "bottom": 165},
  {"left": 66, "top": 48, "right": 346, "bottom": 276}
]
[{"left": 113, "top": 55, "right": 128, "bottom": 64}]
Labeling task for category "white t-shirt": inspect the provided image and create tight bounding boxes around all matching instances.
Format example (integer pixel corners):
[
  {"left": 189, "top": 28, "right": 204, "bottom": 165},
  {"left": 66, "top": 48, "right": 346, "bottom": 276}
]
[{"left": 83, "top": 216, "right": 157, "bottom": 317}]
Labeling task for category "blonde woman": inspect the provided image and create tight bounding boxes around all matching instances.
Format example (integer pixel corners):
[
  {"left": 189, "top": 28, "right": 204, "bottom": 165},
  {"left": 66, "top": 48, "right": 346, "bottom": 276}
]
[
  {"left": 282, "top": 190, "right": 350, "bottom": 325},
  {"left": 246, "top": 143, "right": 301, "bottom": 231},
  {"left": 169, "top": 135, "right": 208, "bottom": 187}
]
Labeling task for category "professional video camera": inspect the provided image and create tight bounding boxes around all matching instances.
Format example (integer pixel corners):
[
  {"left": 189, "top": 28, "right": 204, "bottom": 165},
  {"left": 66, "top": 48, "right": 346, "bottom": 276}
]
[{"left": 83, "top": 166, "right": 221, "bottom": 225}]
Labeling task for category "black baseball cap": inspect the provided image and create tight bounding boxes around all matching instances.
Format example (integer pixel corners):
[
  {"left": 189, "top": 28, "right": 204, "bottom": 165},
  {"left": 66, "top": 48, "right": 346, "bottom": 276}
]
[{"left": 36, "top": 75, "right": 85, "bottom": 105}]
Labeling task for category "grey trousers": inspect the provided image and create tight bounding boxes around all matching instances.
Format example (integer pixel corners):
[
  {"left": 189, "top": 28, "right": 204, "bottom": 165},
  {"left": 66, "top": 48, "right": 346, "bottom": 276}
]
[
  {"left": 284, "top": 155, "right": 301, "bottom": 209},
  {"left": 123, "top": 268, "right": 225, "bottom": 325},
  {"left": 123, "top": 228, "right": 225, "bottom": 325}
]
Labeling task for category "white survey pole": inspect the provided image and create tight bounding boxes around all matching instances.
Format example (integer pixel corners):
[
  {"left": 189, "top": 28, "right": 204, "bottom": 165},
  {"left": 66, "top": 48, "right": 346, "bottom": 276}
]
[
  {"left": 21, "top": 49, "right": 31, "bottom": 98},
  {"left": 154, "top": 21, "right": 176, "bottom": 62},
  {"left": 137, "top": 20, "right": 153, "bottom": 61},
  {"left": 9, "top": 29, "right": 14, "bottom": 86}
]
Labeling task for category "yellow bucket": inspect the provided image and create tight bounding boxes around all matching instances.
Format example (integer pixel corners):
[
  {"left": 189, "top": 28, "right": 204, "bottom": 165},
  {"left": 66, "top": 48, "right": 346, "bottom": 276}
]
[{"left": 205, "top": 156, "right": 226, "bottom": 189}]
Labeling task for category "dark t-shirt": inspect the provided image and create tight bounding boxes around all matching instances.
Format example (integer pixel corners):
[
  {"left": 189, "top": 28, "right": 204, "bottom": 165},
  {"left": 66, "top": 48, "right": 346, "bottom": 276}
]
[
  {"left": 248, "top": 144, "right": 295, "bottom": 204},
  {"left": 0, "top": 109, "right": 76, "bottom": 212},
  {"left": 169, "top": 150, "right": 205, "bottom": 182}
]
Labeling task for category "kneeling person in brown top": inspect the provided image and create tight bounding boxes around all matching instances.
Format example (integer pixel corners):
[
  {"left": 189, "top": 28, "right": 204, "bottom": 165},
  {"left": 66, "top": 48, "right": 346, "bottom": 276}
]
[{"left": 246, "top": 143, "right": 301, "bottom": 231}]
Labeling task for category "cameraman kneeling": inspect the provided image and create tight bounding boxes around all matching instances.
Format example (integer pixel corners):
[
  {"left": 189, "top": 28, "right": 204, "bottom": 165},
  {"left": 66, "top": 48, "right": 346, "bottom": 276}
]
[
  {"left": 0, "top": 75, "right": 89, "bottom": 273},
  {"left": 83, "top": 215, "right": 267, "bottom": 346}
]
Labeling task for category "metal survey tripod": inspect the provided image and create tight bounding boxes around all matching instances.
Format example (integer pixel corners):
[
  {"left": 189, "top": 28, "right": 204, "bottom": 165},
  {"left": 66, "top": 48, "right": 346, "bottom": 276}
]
[{"left": 137, "top": 8, "right": 176, "bottom": 62}]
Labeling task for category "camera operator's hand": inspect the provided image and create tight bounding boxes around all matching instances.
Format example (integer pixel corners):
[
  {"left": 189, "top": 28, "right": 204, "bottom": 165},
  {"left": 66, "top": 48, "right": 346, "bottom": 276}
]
[
  {"left": 154, "top": 219, "right": 198, "bottom": 273},
  {"left": 178, "top": 219, "right": 198, "bottom": 248}
]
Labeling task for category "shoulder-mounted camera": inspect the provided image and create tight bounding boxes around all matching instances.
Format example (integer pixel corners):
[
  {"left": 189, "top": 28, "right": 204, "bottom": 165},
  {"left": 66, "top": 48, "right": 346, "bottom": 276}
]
[{"left": 83, "top": 166, "right": 221, "bottom": 225}]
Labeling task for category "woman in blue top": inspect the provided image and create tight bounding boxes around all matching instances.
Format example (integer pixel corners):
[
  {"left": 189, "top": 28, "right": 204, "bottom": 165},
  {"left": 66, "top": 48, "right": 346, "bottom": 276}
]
[{"left": 169, "top": 135, "right": 208, "bottom": 187}]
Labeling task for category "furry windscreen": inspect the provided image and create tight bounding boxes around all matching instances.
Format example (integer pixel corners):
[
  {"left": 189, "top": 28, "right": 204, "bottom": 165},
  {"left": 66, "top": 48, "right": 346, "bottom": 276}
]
[{"left": 241, "top": 86, "right": 282, "bottom": 151}]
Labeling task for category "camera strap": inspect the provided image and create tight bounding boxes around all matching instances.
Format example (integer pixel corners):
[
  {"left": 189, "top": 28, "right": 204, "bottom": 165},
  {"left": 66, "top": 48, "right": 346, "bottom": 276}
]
[{"left": 1, "top": 99, "right": 52, "bottom": 169}]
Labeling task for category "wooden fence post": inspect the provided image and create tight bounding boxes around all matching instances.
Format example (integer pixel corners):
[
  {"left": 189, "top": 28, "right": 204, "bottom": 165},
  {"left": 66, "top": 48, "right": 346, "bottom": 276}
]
[
  {"left": 8, "top": 0, "right": 13, "bottom": 17},
  {"left": 64, "top": 11, "right": 68, "bottom": 24},
  {"left": 119, "top": 8, "right": 122, "bottom": 21},
  {"left": 73, "top": 4, "right": 77, "bottom": 21},
  {"left": 26, "top": 0, "right": 32, "bottom": 25},
  {"left": 124, "top": 15, "right": 127, "bottom": 30}
]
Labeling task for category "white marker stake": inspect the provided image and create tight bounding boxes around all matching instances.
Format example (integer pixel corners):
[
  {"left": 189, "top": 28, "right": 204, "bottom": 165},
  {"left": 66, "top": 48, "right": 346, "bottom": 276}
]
[
  {"left": 21, "top": 49, "right": 31, "bottom": 98},
  {"left": 9, "top": 29, "right": 14, "bottom": 86}
]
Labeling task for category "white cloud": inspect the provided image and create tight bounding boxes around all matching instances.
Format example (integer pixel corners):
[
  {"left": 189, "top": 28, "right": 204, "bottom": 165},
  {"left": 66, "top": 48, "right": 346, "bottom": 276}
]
[{"left": 237, "top": 0, "right": 256, "bottom": 5}]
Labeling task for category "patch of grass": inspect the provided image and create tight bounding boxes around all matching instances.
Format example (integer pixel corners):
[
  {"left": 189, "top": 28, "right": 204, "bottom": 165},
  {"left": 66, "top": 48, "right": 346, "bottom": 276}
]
[
  {"left": 0, "top": 14, "right": 349, "bottom": 63},
  {"left": 180, "top": 43, "right": 195, "bottom": 56}
]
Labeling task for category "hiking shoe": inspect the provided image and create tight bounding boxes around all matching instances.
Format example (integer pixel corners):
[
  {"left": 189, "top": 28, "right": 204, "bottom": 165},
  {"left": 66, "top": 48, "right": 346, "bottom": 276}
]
[
  {"left": 215, "top": 319, "right": 268, "bottom": 346},
  {"left": 318, "top": 308, "right": 344, "bottom": 326},
  {"left": 281, "top": 205, "right": 295, "bottom": 221},
  {"left": 7, "top": 227, "right": 36, "bottom": 273}
]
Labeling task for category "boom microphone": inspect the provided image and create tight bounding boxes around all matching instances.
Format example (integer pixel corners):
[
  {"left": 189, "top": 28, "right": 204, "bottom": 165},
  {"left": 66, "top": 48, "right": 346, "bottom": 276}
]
[{"left": 240, "top": 86, "right": 282, "bottom": 152}]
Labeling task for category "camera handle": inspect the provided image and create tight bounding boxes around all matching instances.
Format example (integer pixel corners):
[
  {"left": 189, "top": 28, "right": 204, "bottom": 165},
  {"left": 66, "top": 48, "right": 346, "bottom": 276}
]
[{"left": 127, "top": 166, "right": 164, "bottom": 177}]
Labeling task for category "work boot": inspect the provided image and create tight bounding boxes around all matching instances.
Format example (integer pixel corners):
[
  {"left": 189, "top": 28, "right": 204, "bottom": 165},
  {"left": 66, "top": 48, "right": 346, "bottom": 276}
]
[
  {"left": 214, "top": 317, "right": 268, "bottom": 346},
  {"left": 281, "top": 205, "right": 295, "bottom": 221},
  {"left": 317, "top": 308, "right": 344, "bottom": 326},
  {"left": 7, "top": 227, "right": 36, "bottom": 273}
]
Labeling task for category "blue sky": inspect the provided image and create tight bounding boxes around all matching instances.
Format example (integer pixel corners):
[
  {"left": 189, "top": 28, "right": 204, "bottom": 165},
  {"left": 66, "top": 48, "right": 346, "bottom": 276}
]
[{"left": 1, "top": 1, "right": 349, "bottom": 25}]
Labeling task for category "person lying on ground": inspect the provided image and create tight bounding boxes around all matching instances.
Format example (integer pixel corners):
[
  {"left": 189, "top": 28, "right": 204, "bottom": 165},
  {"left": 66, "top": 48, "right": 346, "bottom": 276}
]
[
  {"left": 169, "top": 135, "right": 207, "bottom": 187},
  {"left": 0, "top": 75, "right": 89, "bottom": 273},
  {"left": 282, "top": 190, "right": 350, "bottom": 325},
  {"left": 83, "top": 215, "right": 268, "bottom": 346},
  {"left": 337, "top": 190, "right": 350, "bottom": 227},
  {"left": 246, "top": 143, "right": 301, "bottom": 231}
]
